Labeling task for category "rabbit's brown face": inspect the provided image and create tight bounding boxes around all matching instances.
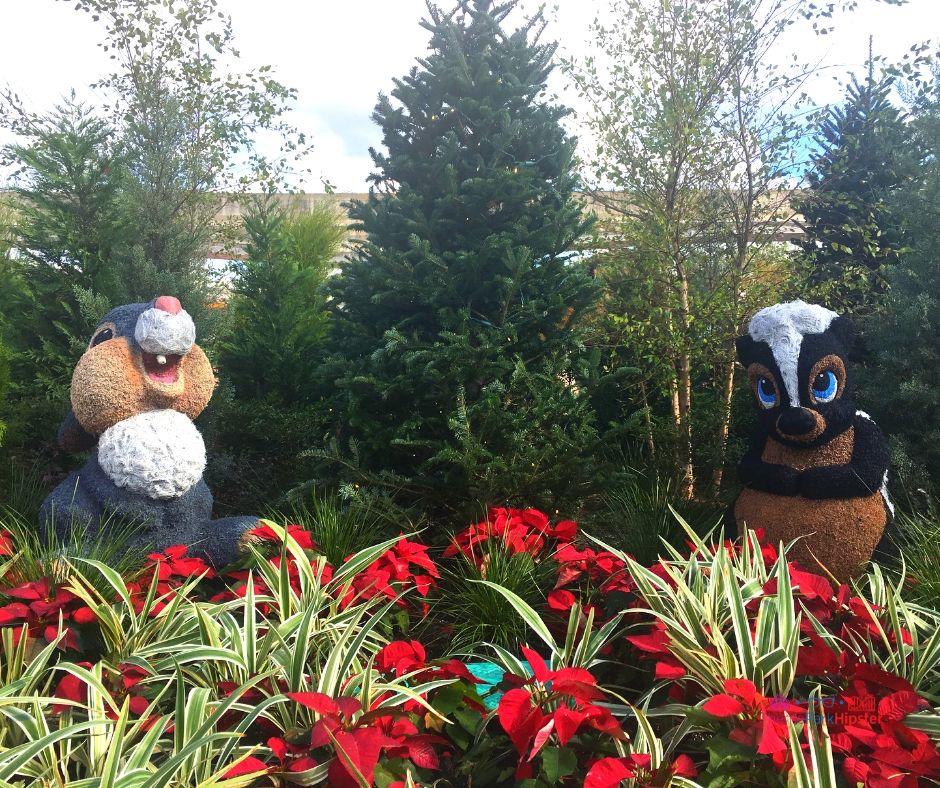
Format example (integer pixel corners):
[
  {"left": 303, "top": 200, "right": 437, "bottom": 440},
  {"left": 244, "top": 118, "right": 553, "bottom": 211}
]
[{"left": 70, "top": 297, "right": 216, "bottom": 436}]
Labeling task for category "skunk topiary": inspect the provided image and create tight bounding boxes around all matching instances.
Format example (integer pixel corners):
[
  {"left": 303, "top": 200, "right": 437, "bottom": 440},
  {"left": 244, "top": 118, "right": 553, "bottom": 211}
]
[{"left": 731, "top": 300, "right": 896, "bottom": 579}]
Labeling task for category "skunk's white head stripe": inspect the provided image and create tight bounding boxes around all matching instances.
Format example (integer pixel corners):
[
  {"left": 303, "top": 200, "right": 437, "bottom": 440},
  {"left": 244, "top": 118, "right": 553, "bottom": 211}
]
[{"left": 748, "top": 300, "right": 838, "bottom": 407}]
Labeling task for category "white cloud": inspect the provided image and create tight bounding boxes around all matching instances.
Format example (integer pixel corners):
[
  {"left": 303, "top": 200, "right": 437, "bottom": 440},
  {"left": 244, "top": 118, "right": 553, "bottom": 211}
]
[{"left": 0, "top": 0, "right": 937, "bottom": 191}]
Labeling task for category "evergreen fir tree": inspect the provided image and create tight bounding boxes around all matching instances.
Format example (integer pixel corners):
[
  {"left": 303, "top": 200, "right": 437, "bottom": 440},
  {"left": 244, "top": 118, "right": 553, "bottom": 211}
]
[
  {"left": 858, "top": 79, "right": 940, "bottom": 498},
  {"left": 206, "top": 198, "right": 345, "bottom": 512},
  {"left": 0, "top": 100, "right": 125, "bottom": 447},
  {"left": 795, "top": 60, "right": 919, "bottom": 312},
  {"left": 218, "top": 199, "right": 342, "bottom": 405},
  {"left": 326, "top": 0, "right": 599, "bottom": 514},
  {"left": 0, "top": 98, "right": 216, "bottom": 450}
]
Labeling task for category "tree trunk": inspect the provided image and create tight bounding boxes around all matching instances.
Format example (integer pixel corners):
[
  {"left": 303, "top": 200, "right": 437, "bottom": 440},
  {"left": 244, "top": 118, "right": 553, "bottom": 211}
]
[
  {"left": 639, "top": 379, "right": 656, "bottom": 459},
  {"left": 711, "top": 351, "right": 737, "bottom": 492},
  {"left": 676, "top": 273, "right": 694, "bottom": 500},
  {"left": 669, "top": 369, "right": 681, "bottom": 445},
  {"left": 667, "top": 314, "right": 684, "bottom": 486}
]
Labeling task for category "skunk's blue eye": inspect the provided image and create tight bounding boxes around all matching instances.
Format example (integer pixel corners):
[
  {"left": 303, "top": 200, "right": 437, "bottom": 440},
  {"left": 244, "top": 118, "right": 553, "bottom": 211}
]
[
  {"left": 757, "top": 377, "right": 778, "bottom": 409},
  {"left": 812, "top": 370, "right": 838, "bottom": 403}
]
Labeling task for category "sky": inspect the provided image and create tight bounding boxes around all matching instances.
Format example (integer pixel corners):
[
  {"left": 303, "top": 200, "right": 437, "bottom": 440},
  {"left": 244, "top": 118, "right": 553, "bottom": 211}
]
[{"left": 0, "top": 0, "right": 938, "bottom": 192}]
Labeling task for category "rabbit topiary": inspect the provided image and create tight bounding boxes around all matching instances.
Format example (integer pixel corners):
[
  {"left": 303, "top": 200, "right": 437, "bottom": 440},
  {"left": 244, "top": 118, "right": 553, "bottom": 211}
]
[{"left": 40, "top": 296, "right": 258, "bottom": 566}]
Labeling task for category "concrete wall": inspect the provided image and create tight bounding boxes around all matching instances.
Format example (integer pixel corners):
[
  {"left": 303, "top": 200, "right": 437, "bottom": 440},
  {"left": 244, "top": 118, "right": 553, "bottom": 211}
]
[{"left": 1, "top": 189, "right": 806, "bottom": 263}]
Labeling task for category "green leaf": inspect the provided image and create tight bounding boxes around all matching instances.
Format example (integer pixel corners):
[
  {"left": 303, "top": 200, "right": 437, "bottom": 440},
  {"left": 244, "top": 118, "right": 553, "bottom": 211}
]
[
  {"left": 453, "top": 706, "right": 483, "bottom": 735},
  {"left": 430, "top": 681, "right": 465, "bottom": 716},
  {"left": 703, "top": 775, "right": 743, "bottom": 788},
  {"left": 541, "top": 746, "right": 577, "bottom": 782},
  {"left": 805, "top": 692, "right": 837, "bottom": 788},
  {"left": 706, "top": 735, "right": 754, "bottom": 772},
  {"left": 99, "top": 698, "right": 131, "bottom": 788},
  {"left": 471, "top": 580, "right": 557, "bottom": 654},
  {"left": 0, "top": 719, "right": 111, "bottom": 779}
]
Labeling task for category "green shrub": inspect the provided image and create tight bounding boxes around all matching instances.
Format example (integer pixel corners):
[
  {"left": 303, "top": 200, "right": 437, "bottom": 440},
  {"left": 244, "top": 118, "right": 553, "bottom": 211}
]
[
  {"left": 205, "top": 199, "right": 347, "bottom": 512},
  {"left": 586, "top": 470, "right": 723, "bottom": 565},
  {"left": 217, "top": 198, "right": 344, "bottom": 405},
  {"left": 892, "top": 503, "right": 940, "bottom": 611},
  {"left": 324, "top": 0, "right": 600, "bottom": 517},
  {"left": 427, "top": 543, "right": 556, "bottom": 654},
  {"left": 280, "top": 491, "right": 404, "bottom": 568}
]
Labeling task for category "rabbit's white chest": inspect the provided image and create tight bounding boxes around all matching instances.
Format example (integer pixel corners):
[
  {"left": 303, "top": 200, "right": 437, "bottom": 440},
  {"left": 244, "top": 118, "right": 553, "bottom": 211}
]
[{"left": 97, "top": 410, "right": 206, "bottom": 500}]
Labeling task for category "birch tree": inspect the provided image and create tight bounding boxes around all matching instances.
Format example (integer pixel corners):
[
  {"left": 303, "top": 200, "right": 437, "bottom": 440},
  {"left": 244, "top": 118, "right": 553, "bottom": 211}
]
[{"left": 571, "top": 0, "right": 901, "bottom": 497}]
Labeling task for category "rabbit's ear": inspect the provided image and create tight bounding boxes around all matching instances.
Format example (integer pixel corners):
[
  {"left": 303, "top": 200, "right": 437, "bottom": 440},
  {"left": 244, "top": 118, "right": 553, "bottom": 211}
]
[{"left": 57, "top": 410, "right": 97, "bottom": 454}]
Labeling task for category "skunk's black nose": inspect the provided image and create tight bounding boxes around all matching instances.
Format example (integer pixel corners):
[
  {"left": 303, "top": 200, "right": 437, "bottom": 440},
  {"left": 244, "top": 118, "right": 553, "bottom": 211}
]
[{"left": 777, "top": 407, "right": 818, "bottom": 437}]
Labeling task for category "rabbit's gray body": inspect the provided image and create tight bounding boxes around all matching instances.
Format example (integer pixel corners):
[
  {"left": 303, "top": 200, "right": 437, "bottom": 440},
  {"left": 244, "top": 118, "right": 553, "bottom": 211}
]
[
  {"left": 39, "top": 298, "right": 257, "bottom": 566},
  {"left": 41, "top": 455, "right": 253, "bottom": 566}
]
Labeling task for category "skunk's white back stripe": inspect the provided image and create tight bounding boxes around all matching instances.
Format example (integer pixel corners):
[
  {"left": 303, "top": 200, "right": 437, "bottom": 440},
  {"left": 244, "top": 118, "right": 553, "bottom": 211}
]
[{"left": 881, "top": 471, "right": 895, "bottom": 516}]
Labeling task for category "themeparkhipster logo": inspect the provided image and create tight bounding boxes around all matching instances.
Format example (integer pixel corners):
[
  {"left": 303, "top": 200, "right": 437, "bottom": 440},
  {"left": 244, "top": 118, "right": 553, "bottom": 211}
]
[{"left": 766, "top": 693, "right": 880, "bottom": 726}]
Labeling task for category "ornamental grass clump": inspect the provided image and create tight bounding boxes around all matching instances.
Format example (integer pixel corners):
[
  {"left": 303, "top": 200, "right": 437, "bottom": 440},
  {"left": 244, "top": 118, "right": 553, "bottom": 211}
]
[
  {"left": 0, "top": 521, "right": 476, "bottom": 785},
  {"left": 430, "top": 507, "right": 569, "bottom": 652},
  {"left": 612, "top": 513, "right": 940, "bottom": 786},
  {"left": 0, "top": 506, "right": 937, "bottom": 786},
  {"left": 891, "top": 504, "right": 940, "bottom": 611}
]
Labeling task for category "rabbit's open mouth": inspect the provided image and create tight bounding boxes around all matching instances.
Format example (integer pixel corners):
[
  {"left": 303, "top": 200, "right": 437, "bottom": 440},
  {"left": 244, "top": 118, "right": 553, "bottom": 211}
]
[{"left": 142, "top": 352, "right": 182, "bottom": 384}]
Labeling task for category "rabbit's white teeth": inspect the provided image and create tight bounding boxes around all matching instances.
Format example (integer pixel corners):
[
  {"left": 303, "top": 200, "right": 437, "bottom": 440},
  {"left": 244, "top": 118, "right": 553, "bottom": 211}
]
[{"left": 142, "top": 352, "right": 181, "bottom": 384}]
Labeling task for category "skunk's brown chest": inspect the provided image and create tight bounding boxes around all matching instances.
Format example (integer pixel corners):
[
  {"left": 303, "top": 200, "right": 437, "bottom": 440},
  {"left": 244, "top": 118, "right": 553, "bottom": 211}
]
[{"left": 734, "top": 427, "right": 887, "bottom": 579}]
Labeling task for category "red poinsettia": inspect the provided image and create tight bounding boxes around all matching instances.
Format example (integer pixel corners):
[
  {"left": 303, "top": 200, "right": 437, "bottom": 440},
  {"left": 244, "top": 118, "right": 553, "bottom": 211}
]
[
  {"left": 585, "top": 753, "right": 698, "bottom": 788},
  {"left": 376, "top": 639, "right": 428, "bottom": 677},
  {"left": 0, "top": 576, "right": 96, "bottom": 650},
  {"left": 444, "top": 507, "right": 576, "bottom": 566},
  {"left": 146, "top": 544, "right": 215, "bottom": 579},
  {"left": 342, "top": 536, "right": 439, "bottom": 615},
  {"left": 52, "top": 661, "right": 160, "bottom": 728},
  {"left": 496, "top": 645, "right": 627, "bottom": 776},
  {"left": 212, "top": 535, "right": 335, "bottom": 608},
  {"left": 222, "top": 756, "right": 270, "bottom": 779},
  {"left": 626, "top": 621, "right": 688, "bottom": 681},
  {"left": 703, "top": 678, "right": 805, "bottom": 764},
  {"left": 281, "top": 689, "right": 453, "bottom": 788},
  {"left": 375, "top": 639, "right": 478, "bottom": 683},
  {"left": 552, "top": 543, "right": 635, "bottom": 619},
  {"left": 127, "top": 545, "right": 214, "bottom": 615},
  {"left": 824, "top": 661, "right": 940, "bottom": 785},
  {"left": 0, "top": 530, "right": 13, "bottom": 556},
  {"left": 51, "top": 661, "right": 94, "bottom": 713},
  {"left": 626, "top": 537, "right": 940, "bottom": 786},
  {"left": 248, "top": 522, "right": 316, "bottom": 551},
  {"left": 757, "top": 561, "right": 913, "bottom": 653},
  {"left": 266, "top": 733, "right": 320, "bottom": 774}
]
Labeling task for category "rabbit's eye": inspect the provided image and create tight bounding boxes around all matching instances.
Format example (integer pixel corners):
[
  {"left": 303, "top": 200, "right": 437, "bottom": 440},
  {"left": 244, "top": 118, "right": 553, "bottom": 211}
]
[{"left": 91, "top": 328, "right": 114, "bottom": 347}]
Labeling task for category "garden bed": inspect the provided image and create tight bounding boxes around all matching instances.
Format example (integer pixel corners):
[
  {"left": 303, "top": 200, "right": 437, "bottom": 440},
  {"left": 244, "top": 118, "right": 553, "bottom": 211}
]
[{"left": 0, "top": 509, "right": 937, "bottom": 786}]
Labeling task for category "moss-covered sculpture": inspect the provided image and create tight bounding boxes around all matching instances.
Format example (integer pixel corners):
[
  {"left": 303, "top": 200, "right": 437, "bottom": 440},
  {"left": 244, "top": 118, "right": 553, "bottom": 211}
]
[
  {"left": 731, "top": 300, "right": 895, "bottom": 579},
  {"left": 40, "top": 296, "right": 258, "bottom": 566}
]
